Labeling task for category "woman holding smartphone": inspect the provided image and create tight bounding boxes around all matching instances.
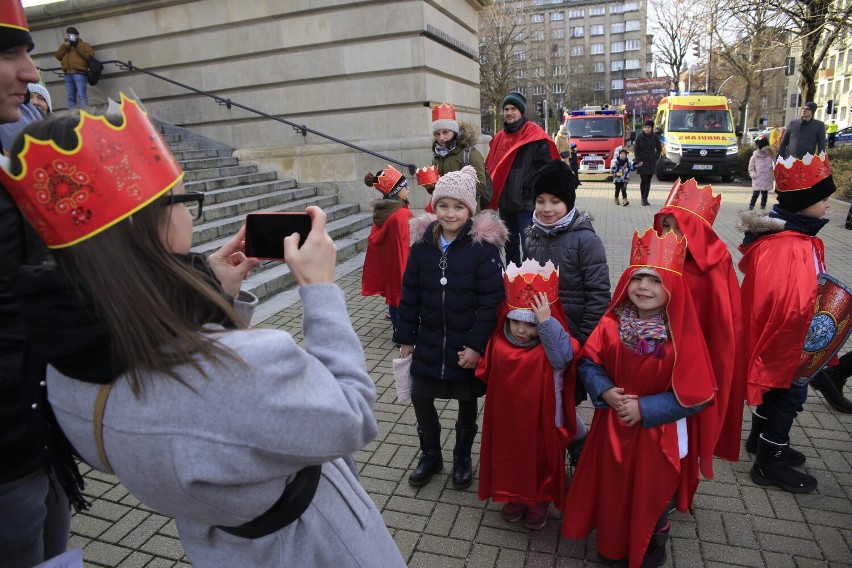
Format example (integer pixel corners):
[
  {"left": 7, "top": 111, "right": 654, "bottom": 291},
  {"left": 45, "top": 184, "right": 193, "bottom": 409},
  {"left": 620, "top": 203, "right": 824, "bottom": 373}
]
[{"left": 4, "top": 98, "right": 405, "bottom": 567}]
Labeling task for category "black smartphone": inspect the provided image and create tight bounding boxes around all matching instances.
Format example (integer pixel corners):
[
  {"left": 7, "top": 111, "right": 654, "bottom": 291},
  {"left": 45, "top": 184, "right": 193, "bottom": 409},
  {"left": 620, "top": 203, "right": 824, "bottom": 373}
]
[{"left": 244, "top": 212, "right": 312, "bottom": 260}]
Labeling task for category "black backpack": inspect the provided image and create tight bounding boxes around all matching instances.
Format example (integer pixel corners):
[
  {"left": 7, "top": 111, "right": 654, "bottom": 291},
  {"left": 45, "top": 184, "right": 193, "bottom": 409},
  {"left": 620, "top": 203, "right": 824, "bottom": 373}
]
[
  {"left": 87, "top": 57, "right": 104, "bottom": 86},
  {"left": 463, "top": 147, "right": 494, "bottom": 210}
]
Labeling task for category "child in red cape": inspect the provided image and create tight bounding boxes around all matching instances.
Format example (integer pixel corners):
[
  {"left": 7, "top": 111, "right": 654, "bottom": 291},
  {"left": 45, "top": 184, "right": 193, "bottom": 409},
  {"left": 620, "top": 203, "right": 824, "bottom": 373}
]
[
  {"left": 476, "top": 260, "right": 580, "bottom": 531},
  {"left": 562, "top": 229, "right": 716, "bottom": 568},
  {"left": 361, "top": 166, "right": 413, "bottom": 329},
  {"left": 653, "top": 178, "right": 745, "bottom": 465}
]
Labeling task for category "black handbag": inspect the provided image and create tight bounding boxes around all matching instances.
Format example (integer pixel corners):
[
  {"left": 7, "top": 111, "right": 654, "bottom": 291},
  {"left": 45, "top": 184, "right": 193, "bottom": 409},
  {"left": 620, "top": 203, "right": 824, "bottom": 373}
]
[{"left": 87, "top": 57, "right": 104, "bottom": 86}]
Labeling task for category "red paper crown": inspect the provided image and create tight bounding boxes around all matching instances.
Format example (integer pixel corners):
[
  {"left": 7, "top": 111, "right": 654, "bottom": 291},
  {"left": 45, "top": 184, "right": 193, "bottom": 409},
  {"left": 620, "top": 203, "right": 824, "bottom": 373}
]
[
  {"left": 1, "top": 0, "right": 29, "bottom": 32},
  {"left": 416, "top": 165, "right": 439, "bottom": 187},
  {"left": 774, "top": 152, "right": 831, "bottom": 193},
  {"left": 432, "top": 103, "right": 456, "bottom": 123},
  {"left": 503, "top": 259, "right": 560, "bottom": 310},
  {"left": 662, "top": 177, "right": 722, "bottom": 226},
  {"left": 0, "top": 94, "right": 185, "bottom": 248},
  {"left": 630, "top": 228, "right": 687, "bottom": 275},
  {"left": 372, "top": 165, "right": 405, "bottom": 196}
]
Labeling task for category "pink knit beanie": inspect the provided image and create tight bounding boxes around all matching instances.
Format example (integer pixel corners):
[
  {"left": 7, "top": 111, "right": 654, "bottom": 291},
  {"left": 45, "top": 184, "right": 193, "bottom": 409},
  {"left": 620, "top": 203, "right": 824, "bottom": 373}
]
[{"left": 431, "top": 165, "right": 477, "bottom": 215}]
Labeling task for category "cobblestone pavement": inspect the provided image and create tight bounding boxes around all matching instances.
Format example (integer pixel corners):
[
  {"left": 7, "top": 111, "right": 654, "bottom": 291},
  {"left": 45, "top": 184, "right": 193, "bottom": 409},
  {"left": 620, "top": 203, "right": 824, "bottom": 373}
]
[{"left": 69, "top": 178, "right": 852, "bottom": 567}]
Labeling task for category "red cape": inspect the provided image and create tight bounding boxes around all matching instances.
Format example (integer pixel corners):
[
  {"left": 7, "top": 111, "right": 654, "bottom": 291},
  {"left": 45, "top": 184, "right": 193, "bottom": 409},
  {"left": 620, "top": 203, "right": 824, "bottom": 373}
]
[
  {"left": 654, "top": 209, "right": 745, "bottom": 462},
  {"left": 738, "top": 231, "right": 824, "bottom": 405},
  {"left": 361, "top": 206, "right": 412, "bottom": 306},
  {"left": 562, "top": 268, "right": 715, "bottom": 568},
  {"left": 485, "top": 121, "right": 559, "bottom": 210},
  {"left": 476, "top": 302, "right": 579, "bottom": 508}
]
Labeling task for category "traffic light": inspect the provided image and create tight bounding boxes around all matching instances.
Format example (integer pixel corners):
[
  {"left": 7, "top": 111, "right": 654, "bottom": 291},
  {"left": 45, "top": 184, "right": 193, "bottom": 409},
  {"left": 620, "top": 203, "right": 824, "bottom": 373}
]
[
  {"left": 784, "top": 56, "right": 795, "bottom": 76},
  {"left": 692, "top": 44, "right": 700, "bottom": 58},
  {"left": 535, "top": 101, "right": 543, "bottom": 117},
  {"left": 826, "top": 99, "right": 834, "bottom": 115}
]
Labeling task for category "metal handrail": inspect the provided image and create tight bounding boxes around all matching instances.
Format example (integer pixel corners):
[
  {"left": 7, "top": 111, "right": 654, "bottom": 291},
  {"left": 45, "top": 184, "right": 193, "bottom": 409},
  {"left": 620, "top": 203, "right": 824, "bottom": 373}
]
[{"left": 41, "top": 60, "right": 418, "bottom": 175}]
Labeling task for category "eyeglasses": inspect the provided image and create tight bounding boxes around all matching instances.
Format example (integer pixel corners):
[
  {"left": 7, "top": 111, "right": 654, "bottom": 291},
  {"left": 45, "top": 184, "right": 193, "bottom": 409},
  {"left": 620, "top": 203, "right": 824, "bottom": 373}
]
[{"left": 160, "top": 192, "right": 205, "bottom": 220}]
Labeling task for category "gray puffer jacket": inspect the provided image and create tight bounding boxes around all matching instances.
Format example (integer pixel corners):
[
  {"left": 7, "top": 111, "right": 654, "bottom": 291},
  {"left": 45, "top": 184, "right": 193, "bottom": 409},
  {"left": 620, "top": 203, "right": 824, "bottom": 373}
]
[{"left": 523, "top": 211, "right": 611, "bottom": 344}]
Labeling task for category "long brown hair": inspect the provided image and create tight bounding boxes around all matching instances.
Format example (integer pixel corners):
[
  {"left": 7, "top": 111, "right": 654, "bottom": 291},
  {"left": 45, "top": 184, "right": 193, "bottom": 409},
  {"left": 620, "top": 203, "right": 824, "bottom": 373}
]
[{"left": 10, "top": 111, "right": 245, "bottom": 395}]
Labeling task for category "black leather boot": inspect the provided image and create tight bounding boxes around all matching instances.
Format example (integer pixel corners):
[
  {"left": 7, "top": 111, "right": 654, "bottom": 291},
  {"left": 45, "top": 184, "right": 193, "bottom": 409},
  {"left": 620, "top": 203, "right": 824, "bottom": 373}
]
[
  {"left": 641, "top": 522, "right": 670, "bottom": 568},
  {"left": 452, "top": 424, "right": 478, "bottom": 490},
  {"left": 750, "top": 435, "right": 817, "bottom": 493},
  {"left": 810, "top": 369, "right": 852, "bottom": 414},
  {"left": 408, "top": 429, "right": 443, "bottom": 487},
  {"left": 744, "top": 411, "right": 806, "bottom": 466}
]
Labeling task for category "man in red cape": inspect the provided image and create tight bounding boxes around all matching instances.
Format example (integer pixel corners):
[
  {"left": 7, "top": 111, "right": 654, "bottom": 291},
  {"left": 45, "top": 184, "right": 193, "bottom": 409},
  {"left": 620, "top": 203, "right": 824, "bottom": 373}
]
[
  {"left": 738, "top": 151, "right": 835, "bottom": 494},
  {"left": 476, "top": 263, "right": 579, "bottom": 530},
  {"left": 562, "top": 230, "right": 716, "bottom": 568},
  {"left": 653, "top": 179, "right": 745, "bottom": 463},
  {"left": 485, "top": 92, "right": 558, "bottom": 265}
]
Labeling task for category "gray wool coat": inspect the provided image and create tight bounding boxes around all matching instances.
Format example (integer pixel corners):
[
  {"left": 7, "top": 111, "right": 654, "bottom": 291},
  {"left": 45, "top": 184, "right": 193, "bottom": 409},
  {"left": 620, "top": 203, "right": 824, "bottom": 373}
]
[
  {"left": 524, "top": 211, "right": 611, "bottom": 344},
  {"left": 46, "top": 284, "right": 405, "bottom": 568}
]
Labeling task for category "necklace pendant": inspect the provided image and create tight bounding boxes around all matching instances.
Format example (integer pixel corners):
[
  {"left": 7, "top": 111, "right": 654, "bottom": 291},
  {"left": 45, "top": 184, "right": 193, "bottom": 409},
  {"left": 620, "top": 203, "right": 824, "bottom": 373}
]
[{"left": 440, "top": 277, "right": 448, "bottom": 286}]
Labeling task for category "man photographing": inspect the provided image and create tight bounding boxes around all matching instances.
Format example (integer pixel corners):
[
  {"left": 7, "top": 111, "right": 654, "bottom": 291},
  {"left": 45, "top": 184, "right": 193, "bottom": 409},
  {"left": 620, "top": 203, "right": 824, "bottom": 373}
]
[{"left": 54, "top": 25, "right": 94, "bottom": 109}]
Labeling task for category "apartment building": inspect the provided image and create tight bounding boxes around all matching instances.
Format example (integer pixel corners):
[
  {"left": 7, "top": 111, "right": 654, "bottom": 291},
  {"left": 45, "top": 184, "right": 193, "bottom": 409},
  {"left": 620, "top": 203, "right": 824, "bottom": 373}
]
[{"left": 508, "top": 0, "right": 652, "bottom": 116}]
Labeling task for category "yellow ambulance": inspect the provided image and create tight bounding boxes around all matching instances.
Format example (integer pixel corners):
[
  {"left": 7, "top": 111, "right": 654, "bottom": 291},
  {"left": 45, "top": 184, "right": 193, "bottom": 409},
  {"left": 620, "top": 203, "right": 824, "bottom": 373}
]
[{"left": 652, "top": 95, "right": 739, "bottom": 182}]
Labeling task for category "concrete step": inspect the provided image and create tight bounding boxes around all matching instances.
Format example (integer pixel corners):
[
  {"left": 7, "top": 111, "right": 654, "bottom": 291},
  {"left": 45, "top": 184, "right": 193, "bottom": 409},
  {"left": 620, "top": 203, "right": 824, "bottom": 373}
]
[
  {"left": 169, "top": 141, "right": 201, "bottom": 151},
  {"left": 161, "top": 133, "right": 180, "bottom": 144},
  {"left": 185, "top": 171, "right": 278, "bottom": 192},
  {"left": 172, "top": 148, "right": 220, "bottom": 161},
  {"left": 240, "top": 222, "right": 372, "bottom": 301},
  {"left": 191, "top": 194, "right": 344, "bottom": 246},
  {"left": 202, "top": 179, "right": 301, "bottom": 205},
  {"left": 180, "top": 156, "right": 239, "bottom": 171},
  {"left": 200, "top": 188, "right": 319, "bottom": 222},
  {"left": 184, "top": 164, "right": 259, "bottom": 183}
]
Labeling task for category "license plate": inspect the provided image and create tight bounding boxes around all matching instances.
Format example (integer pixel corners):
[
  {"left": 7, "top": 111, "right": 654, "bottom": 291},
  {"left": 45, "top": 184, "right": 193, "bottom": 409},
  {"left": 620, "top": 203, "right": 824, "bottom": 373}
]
[
  {"left": 587, "top": 165, "right": 599, "bottom": 170},
  {"left": 692, "top": 164, "right": 713, "bottom": 171}
]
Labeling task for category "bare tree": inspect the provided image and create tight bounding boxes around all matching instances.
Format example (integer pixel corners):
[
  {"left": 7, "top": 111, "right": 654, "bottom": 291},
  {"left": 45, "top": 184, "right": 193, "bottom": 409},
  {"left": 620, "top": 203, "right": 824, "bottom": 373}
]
[
  {"left": 563, "top": 55, "right": 598, "bottom": 111},
  {"left": 648, "top": 0, "right": 706, "bottom": 92},
  {"left": 479, "top": 1, "right": 529, "bottom": 132},
  {"left": 724, "top": 0, "right": 852, "bottom": 103}
]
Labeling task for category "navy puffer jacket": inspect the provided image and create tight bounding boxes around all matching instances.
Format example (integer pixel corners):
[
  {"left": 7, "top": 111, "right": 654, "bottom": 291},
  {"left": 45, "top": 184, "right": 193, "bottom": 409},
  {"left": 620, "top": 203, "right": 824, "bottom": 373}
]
[{"left": 394, "top": 212, "right": 507, "bottom": 382}]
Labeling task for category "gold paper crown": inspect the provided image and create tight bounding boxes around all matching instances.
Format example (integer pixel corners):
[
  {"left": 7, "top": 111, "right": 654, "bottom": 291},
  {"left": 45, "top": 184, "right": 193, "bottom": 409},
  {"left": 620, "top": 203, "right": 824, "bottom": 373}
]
[
  {"left": 630, "top": 228, "right": 687, "bottom": 275},
  {"left": 0, "top": 94, "right": 185, "bottom": 248},
  {"left": 503, "top": 259, "right": 560, "bottom": 310},
  {"left": 774, "top": 152, "right": 832, "bottom": 193},
  {"left": 432, "top": 103, "right": 456, "bottom": 123},
  {"left": 416, "top": 165, "right": 439, "bottom": 187},
  {"left": 662, "top": 178, "right": 722, "bottom": 226}
]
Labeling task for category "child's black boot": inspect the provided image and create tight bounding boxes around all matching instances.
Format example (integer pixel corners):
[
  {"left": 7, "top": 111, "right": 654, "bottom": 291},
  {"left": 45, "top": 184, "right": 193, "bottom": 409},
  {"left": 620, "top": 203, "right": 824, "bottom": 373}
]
[
  {"left": 452, "top": 424, "right": 478, "bottom": 489},
  {"left": 750, "top": 435, "right": 817, "bottom": 493},
  {"left": 745, "top": 412, "right": 806, "bottom": 465},
  {"left": 409, "top": 429, "right": 443, "bottom": 487},
  {"left": 641, "top": 521, "right": 670, "bottom": 568}
]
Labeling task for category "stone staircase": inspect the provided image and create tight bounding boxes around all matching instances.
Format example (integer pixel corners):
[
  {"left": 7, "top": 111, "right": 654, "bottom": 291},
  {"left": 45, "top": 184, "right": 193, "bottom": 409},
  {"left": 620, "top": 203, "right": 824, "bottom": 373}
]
[{"left": 160, "top": 130, "right": 373, "bottom": 303}]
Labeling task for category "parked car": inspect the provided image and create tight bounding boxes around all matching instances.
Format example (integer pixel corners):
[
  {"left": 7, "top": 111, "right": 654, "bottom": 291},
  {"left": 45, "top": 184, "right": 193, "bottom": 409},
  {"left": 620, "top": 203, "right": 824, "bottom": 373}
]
[
  {"left": 746, "top": 127, "right": 761, "bottom": 142},
  {"left": 835, "top": 126, "right": 852, "bottom": 146}
]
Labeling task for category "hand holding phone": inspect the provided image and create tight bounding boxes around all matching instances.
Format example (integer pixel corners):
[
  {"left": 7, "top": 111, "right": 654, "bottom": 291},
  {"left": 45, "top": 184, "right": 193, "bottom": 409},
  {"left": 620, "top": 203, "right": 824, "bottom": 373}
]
[
  {"left": 283, "top": 206, "right": 336, "bottom": 286},
  {"left": 245, "top": 212, "right": 312, "bottom": 261}
]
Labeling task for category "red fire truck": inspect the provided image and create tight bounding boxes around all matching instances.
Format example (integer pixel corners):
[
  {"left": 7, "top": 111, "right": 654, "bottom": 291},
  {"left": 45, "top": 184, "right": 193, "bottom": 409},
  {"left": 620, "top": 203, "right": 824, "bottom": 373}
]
[{"left": 564, "top": 105, "right": 628, "bottom": 175}]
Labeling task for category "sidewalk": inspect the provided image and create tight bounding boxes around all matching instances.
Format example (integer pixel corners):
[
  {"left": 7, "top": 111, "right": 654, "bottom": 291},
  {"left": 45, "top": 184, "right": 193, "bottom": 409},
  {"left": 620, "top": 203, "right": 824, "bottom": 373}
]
[{"left": 69, "top": 178, "right": 852, "bottom": 567}]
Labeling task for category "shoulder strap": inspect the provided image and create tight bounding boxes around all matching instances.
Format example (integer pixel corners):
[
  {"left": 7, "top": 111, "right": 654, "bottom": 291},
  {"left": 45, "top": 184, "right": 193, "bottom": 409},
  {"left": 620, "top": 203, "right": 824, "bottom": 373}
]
[{"left": 94, "top": 382, "right": 115, "bottom": 474}]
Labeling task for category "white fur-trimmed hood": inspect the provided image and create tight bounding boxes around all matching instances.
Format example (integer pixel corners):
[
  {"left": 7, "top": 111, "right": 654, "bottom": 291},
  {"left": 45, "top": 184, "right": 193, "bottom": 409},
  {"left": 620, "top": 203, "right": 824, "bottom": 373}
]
[
  {"left": 410, "top": 211, "right": 508, "bottom": 248},
  {"left": 737, "top": 210, "right": 786, "bottom": 235}
]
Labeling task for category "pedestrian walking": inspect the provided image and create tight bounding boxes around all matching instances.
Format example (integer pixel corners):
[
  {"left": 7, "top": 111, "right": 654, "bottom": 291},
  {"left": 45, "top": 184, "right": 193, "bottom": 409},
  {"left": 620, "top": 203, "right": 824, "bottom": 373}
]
[
  {"left": 826, "top": 119, "right": 838, "bottom": 149},
  {"left": 633, "top": 120, "right": 662, "bottom": 206},
  {"left": 747, "top": 135, "right": 774, "bottom": 211},
  {"left": 779, "top": 102, "right": 826, "bottom": 158},
  {"left": 611, "top": 148, "right": 633, "bottom": 206}
]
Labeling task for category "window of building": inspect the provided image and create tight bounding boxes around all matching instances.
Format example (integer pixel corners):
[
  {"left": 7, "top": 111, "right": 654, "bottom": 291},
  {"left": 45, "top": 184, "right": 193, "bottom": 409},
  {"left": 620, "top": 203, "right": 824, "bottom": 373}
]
[
  {"left": 611, "top": 22, "right": 625, "bottom": 33},
  {"left": 569, "top": 8, "right": 584, "bottom": 18},
  {"left": 594, "top": 80, "right": 605, "bottom": 90},
  {"left": 789, "top": 93, "right": 800, "bottom": 108},
  {"left": 593, "top": 61, "right": 605, "bottom": 72},
  {"left": 515, "top": 32, "right": 525, "bottom": 42},
  {"left": 516, "top": 69, "right": 526, "bottom": 79},
  {"left": 610, "top": 4, "right": 624, "bottom": 14},
  {"left": 514, "top": 50, "right": 525, "bottom": 61},
  {"left": 625, "top": 39, "right": 641, "bottom": 51},
  {"left": 533, "top": 84, "right": 546, "bottom": 95},
  {"left": 611, "top": 41, "right": 625, "bottom": 52},
  {"left": 623, "top": 2, "right": 639, "bottom": 11},
  {"left": 571, "top": 45, "right": 585, "bottom": 56},
  {"left": 514, "top": 16, "right": 524, "bottom": 25},
  {"left": 625, "top": 58, "right": 641, "bottom": 69},
  {"left": 572, "top": 26, "right": 584, "bottom": 37},
  {"left": 590, "top": 6, "right": 605, "bottom": 16},
  {"left": 625, "top": 20, "right": 641, "bottom": 31},
  {"left": 553, "top": 28, "right": 565, "bottom": 39},
  {"left": 531, "top": 30, "right": 544, "bottom": 42},
  {"left": 551, "top": 11, "right": 564, "bottom": 21},
  {"left": 591, "top": 43, "right": 605, "bottom": 55},
  {"left": 552, "top": 45, "right": 565, "bottom": 57},
  {"left": 612, "top": 79, "right": 624, "bottom": 89},
  {"left": 611, "top": 60, "right": 625, "bottom": 71},
  {"left": 611, "top": 97, "right": 623, "bottom": 105},
  {"left": 516, "top": 86, "right": 527, "bottom": 96},
  {"left": 532, "top": 0, "right": 545, "bottom": 5},
  {"left": 555, "top": 65, "right": 566, "bottom": 76},
  {"left": 553, "top": 83, "right": 565, "bottom": 94},
  {"left": 533, "top": 67, "right": 544, "bottom": 77},
  {"left": 532, "top": 13, "right": 545, "bottom": 23},
  {"left": 531, "top": 48, "right": 544, "bottom": 59},
  {"left": 590, "top": 24, "right": 604, "bottom": 35}
]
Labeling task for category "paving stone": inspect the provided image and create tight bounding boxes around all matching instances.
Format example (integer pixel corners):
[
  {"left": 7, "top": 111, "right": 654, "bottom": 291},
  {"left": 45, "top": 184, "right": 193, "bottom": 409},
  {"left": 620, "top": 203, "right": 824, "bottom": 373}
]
[
  {"left": 80, "top": 541, "right": 132, "bottom": 566},
  {"left": 392, "top": 528, "right": 419, "bottom": 563},
  {"left": 139, "top": 534, "right": 185, "bottom": 560},
  {"left": 721, "top": 512, "right": 758, "bottom": 548},
  {"left": 476, "top": 525, "right": 531, "bottom": 551},
  {"left": 386, "top": 494, "right": 436, "bottom": 516},
  {"left": 694, "top": 509, "right": 726, "bottom": 544},
  {"left": 408, "top": 551, "right": 465, "bottom": 568},
  {"left": 752, "top": 516, "right": 813, "bottom": 538},
  {"left": 71, "top": 514, "right": 112, "bottom": 539},
  {"left": 119, "top": 551, "right": 154, "bottom": 568},
  {"left": 495, "top": 547, "right": 528, "bottom": 568},
  {"left": 382, "top": 509, "right": 428, "bottom": 532},
  {"left": 143, "top": 558, "right": 177, "bottom": 568},
  {"left": 417, "top": 534, "right": 472, "bottom": 558},
  {"left": 701, "top": 542, "right": 764, "bottom": 566},
  {"left": 449, "top": 506, "right": 485, "bottom": 541},
  {"left": 467, "top": 543, "right": 500, "bottom": 568},
  {"left": 525, "top": 550, "right": 557, "bottom": 567},
  {"left": 118, "top": 515, "right": 169, "bottom": 548},
  {"left": 425, "top": 502, "right": 460, "bottom": 537},
  {"left": 671, "top": 536, "right": 703, "bottom": 567},
  {"left": 758, "top": 551, "right": 797, "bottom": 568},
  {"left": 755, "top": 532, "right": 823, "bottom": 559},
  {"left": 810, "top": 524, "right": 851, "bottom": 564},
  {"left": 98, "top": 509, "right": 151, "bottom": 543}
]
